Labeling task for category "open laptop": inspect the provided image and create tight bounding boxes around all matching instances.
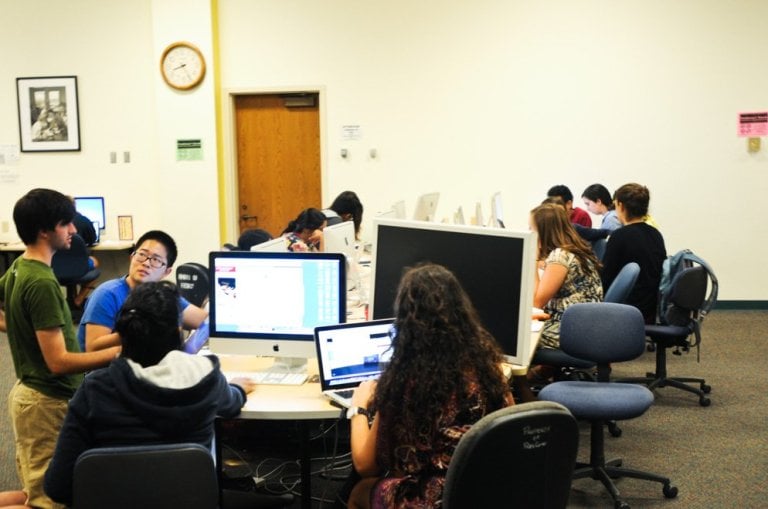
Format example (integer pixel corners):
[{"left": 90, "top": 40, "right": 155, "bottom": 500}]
[
  {"left": 314, "top": 318, "right": 395, "bottom": 408},
  {"left": 182, "top": 319, "right": 210, "bottom": 354}
]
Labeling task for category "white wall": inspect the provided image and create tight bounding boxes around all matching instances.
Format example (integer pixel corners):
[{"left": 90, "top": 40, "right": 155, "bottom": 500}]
[{"left": 1, "top": 1, "right": 765, "bottom": 300}]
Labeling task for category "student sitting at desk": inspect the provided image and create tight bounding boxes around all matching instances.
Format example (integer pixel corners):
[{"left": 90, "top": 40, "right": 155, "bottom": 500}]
[
  {"left": 347, "top": 263, "right": 513, "bottom": 509},
  {"left": 281, "top": 208, "right": 326, "bottom": 252},
  {"left": 77, "top": 230, "right": 207, "bottom": 352},
  {"left": 44, "top": 281, "right": 254, "bottom": 506},
  {"left": 323, "top": 190, "right": 364, "bottom": 239}
]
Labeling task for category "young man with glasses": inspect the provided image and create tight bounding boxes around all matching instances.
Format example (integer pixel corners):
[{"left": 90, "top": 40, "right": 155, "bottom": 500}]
[
  {"left": 76, "top": 230, "right": 208, "bottom": 352},
  {"left": 0, "top": 188, "right": 121, "bottom": 509}
]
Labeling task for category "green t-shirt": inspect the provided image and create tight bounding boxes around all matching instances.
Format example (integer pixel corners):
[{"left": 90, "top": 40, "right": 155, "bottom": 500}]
[{"left": 0, "top": 256, "right": 83, "bottom": 399}]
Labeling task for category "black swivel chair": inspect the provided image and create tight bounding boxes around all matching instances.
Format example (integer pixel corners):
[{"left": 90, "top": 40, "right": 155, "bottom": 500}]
[
  {"left": 539, "top": 303, "right": 678, "bottom": 509},
  {"left": 621, "top": 265, "right": 716, "bottom": 406},
  {"left": 51, "top": 234, "right": 100, "bottom": 309},
  {"left": 442, "top": 401, "right": 579, "bottom": 509},
  {"left": 176, "top": 262, "right": 210, "bottom": 307}
]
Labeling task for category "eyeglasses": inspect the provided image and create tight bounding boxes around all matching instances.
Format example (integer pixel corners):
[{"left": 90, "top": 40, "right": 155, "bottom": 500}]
[{"left": 131, "top": 251, "right": 167, "bottom": 269}]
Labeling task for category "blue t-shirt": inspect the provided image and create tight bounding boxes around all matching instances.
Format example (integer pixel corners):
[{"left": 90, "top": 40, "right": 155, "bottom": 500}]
[
  {"left": 601, "top": 210, "right": 622, "bottom": 232},
  {"left": 77, "top": 277, "right": 190, "bottom": 350}
]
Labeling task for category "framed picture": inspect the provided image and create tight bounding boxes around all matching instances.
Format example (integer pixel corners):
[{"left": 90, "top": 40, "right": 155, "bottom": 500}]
[{"left": 16, "top": 76, "right": 81, "bottom": 152}]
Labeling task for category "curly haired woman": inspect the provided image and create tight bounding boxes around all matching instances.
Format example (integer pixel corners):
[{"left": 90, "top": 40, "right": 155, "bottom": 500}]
[{"left": 347, "top": 263, "right": 513, "bottom": 508}]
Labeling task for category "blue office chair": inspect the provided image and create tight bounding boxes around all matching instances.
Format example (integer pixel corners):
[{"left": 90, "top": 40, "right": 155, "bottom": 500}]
[
  {"left": 538, "top": 303, "right": 678, "bottom": 509},
  {"left": 591, "top": 237, "right": 608, "bottom": 261},
  {"left": 442, "top": 401, "right": 579, "bottom": 509}
]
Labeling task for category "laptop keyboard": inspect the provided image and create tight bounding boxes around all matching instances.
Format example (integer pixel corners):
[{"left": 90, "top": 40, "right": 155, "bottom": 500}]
[{"left": 334, "top": 389, "right": 354, "bottom": 399}]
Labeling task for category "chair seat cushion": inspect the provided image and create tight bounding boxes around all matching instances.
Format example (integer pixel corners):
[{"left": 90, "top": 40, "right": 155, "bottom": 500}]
[
  {"left": 538, "top": 382, "right": 654, "bottom": 421},
  {"left": 645, "top": 324, "right": 690, "bottom": 341}
]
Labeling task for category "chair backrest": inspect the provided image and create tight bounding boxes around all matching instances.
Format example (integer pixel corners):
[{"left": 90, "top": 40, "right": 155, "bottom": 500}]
[
  {"left": 604, "top": 262, "right": 640, "bottom": 303},
  {"left": 663, "top": 265, "right": 708, "bottom": 326},
  {"left": 52, "top": 234, "right": 91, "bottom": 283},
  {"left": 72, "top": 443, "right": 218, "bottom": 509},
  {"left": 176, "top": 262, "right": 209, "bottom": 307},
  {"left": 591, "top": 237, "right": 607, "bottom": 261},
  {"left": 559, "top": 302, "right": 646, "bottom": 364},
  {"left": 442, "top": 401, "right": 579, "bottom": 509}
]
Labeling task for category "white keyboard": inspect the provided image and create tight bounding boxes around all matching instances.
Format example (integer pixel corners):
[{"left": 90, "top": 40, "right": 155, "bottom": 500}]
[{"left": 227, "top": 371, "right": 307, "bottom": 386}]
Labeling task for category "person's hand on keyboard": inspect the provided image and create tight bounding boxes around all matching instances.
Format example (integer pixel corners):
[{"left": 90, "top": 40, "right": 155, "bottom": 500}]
[{"left": 229, "top": 377, "right": 256, "bottom": 394}]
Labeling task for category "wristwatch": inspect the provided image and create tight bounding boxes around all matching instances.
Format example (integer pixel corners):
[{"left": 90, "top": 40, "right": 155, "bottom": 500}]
[{"left": 346, "top": 406, "right": 368, "bottom": 420}]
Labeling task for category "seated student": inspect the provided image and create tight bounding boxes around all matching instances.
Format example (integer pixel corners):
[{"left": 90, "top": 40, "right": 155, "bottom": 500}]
[
  {"left": 323, "top": 191, "right": 364, "bottom": 239},
  {"left": 281, "top": 208, "right": 326, "bottom": 252},
  {"left": 346, "top": 263, "right": 513, "bottom": 508},
  {"left": 581, "top": 183, "right": 622, "bottom": 232},
  {"left": 44, "top": 281, "right": 255, "bottom": 506},
  {"left": 542, "top": 196, "right": 609, "bottom": 243},
  {"left": 530, "top": 203, "right": 603, "bottom": 352},
  {"left": 224, "top": 228, "right": 273, "bottom": 251},
  {"left": 547, "top": 184, "right": 592, "bottom": 227},
  {"left": 601, "top": 183, "right": 666, "bottom": 324},
  {"left": 77, "top": 230, "right": 208, "bottom": 352}
]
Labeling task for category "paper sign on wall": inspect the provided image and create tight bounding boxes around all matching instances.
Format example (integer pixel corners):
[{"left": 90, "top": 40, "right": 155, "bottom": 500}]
[{"left": 738, "top": 112, "right": 768, "bottom": 137}]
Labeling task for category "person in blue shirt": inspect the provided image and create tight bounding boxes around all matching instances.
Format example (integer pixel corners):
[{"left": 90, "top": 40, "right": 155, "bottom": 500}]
[
  {"left": 77, "top": 230, "right": 207, "bottom": 352},
  {"left": 581, "top": 183, "right": 622, "bottom": 232}
]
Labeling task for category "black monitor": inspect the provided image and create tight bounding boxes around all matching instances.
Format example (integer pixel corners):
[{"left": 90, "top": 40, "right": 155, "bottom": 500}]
[
  {"left": 370, "top": 218, "right": 536, "bottom": 366},
  {"left": 73, "top": 196, "right": 106, "bottom": 230},
  {"left": 207, "top": 251, "right": 346, "bottom": 366}
]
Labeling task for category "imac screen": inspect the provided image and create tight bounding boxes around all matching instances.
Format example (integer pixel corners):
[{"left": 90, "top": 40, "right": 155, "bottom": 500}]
[
  {"left": 74, "top": 196, "right": 106, "bottom": 230},
  {"left": 208, "top": 251, "right": 346, "bottom": 358},
  {"left": 369, "top": 218, "right": 536, "bottom": 366}
]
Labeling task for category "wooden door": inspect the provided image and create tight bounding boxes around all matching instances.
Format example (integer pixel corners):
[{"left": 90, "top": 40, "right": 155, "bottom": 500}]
[{"left": 234, "top": 94, "right": 321, "bottom": 239}]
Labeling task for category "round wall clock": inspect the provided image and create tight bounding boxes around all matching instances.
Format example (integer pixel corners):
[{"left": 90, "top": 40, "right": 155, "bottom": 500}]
[{"left": 160, "top": 41, "right": 206, "bottom": 90}]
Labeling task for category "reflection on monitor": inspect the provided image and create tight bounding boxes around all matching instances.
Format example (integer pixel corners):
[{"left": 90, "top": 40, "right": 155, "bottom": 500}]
[
  {"left": 369, "top": 218, "right": 536, "bottom": 366},
  {"left": 412, "top": 193, "right": 440, "bottom": 222},
  {"left": 250, "top": 236, "right": 288, "bottom": 252},
  {"left": 491, "top": 192, "right": 505, "bottom": 228},
  {"left": 74, "top": 196, "right": 106, "bottom": 230},
  {"left": 208, "top": 251, "right": 346, "bottom": 368}
]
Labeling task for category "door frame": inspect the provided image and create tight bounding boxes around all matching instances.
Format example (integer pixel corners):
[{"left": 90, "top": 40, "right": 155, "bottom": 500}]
[{"left": 219, "top": 86, "right": 328, "bottom": 245}]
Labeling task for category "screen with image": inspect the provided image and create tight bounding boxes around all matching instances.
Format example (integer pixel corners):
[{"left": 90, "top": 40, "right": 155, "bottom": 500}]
[
  {"left": 208, "top": 251, "right": 346, "bottom": 360},
  {"left": 370, "top": 218, "right": 536, "bottom": 366},
  {"left": 74, "top": 196, "right": 106, "bottom": 230}
]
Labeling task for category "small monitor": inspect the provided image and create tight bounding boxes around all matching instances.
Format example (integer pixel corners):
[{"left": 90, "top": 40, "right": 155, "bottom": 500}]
[
  {"left": 323, "top": 220, "right": 356, "bottom": 260},
  {"left": 74, "top": 196, "right": 106, "bottom": 230},
  {"left": 491, "top": 192, "right": 505, "bottom": 228},
  {"left": 208, "top": 251, "right": 346, "bottom": 366},
  {"left": 454, "top": 206, "right": 466, "bottom": 225},
  {"left": 474, "top": 202, "right": 484, "bottom": 226},
  {"left": 392, "top": 200, "right": 407, "bottom": 219},
  {"left": 250, "top": 236, "right": 288, "bottom": 252},
  {"left": 412, "top": 192, "right": 440, "bottom": 222},
  {"left": 369, "top": 218, "right": 536, "bottom": 366}
]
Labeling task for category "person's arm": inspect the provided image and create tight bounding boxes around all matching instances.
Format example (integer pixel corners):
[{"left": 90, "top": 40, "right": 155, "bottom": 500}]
[
  {"left": 84, "top": 323, "right": 121, "bottom": 352},
  {"left": 181, "top": 304, "right": 208, "bottom": 330},
  {"left": 573, "top": 224, "right": 610, "bottom": 241},
  {"left": 349, "top": 380, "right": 380, "bottom": 477},
  {"left": 0, "top": 309, "right": 5, "bottom": 333},
  {"left": 38, "top": 328, "right": 119, "bottom": 374},
  {"left": 533, "top": 260, "right": 568, "bottom": 309}
]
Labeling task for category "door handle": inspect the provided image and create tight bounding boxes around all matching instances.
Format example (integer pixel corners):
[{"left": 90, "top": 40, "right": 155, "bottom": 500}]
[{"left": 240, "top": 214, "right": 258, "bottom": 221}]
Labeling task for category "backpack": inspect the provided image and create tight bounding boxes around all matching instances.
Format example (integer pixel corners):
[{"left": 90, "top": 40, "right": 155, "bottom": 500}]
[{"left": 658, "top": 249, "right": 719, "bottom": 324}]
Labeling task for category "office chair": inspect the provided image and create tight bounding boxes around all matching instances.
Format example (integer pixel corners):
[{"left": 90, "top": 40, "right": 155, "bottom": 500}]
[
  {"left": 176, "top": 262, "right": 210, "bottom": 307},
  {"left": 620, "top": 265, "right": 715, "bottom": 406},
  {"left": 591, "top": 237, "right": 608, "bottom": 261},
  {"left": 538, "top": 303, "right": 678, "bottom": 509},
  {"left": 442, "top": 401, "right": 579, "bottom": 509},
  {"left": 51, "top": 234, "right": 100, "bottom": 309}
]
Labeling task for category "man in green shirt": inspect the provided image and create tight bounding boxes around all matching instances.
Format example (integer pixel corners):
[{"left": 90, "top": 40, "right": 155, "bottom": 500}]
[{"left": 0, "top": 188, "right": 119, "bottom": 509}]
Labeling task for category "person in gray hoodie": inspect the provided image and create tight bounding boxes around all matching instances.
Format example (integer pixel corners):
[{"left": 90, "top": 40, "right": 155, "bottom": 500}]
[{"left": 44, "top": 281, "right": 254, "bottom": 506}]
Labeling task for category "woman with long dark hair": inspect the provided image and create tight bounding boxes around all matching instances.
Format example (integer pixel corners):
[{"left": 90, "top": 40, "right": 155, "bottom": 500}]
[
  {"left": 347, "top": 263, "right": 513, "bottom": 508},
  {"left": 281, "top": 207, "right": 326, "bottom": 252}
]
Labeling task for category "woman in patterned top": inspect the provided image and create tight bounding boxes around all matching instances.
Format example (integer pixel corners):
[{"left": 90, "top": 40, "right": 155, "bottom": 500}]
[
  {"left": 347, "top": 263, "right": 513, "bottom": 509},
  {"left": 280, "top": 207, "right": 326, "bottom": 252},
  {"left": 530, "top": 203, "right": 603, "bottom": 351}
]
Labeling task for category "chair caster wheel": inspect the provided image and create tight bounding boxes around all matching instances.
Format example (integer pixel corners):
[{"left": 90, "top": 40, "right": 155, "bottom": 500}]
[
  {"left": 699, "top": 397, "right": 711, "bottom": 407},
  {"left": 646, "top": 343, "right": 656, "bottom": 352},
  {"left": 615, "top": 501, "right": 631, "bottom": 509},
  {"left": 607, "top": 421, "right": 622, "bottom": 437},
  {"left": 701, "top": 384, "right": 712, "bottom": 393},
  {"left": 663, "top": 484, "right": 679, "bottom": 498}
]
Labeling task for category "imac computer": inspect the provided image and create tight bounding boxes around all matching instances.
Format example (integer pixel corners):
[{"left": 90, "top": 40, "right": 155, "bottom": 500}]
[
  {"left": 322, "top": 220, "right": 356, "bottom": 261},
  {"left": 412, "top": 193, "right": 440, "bottom": 222},
  {"left": 208, "top": 251, "right": 346, "bottom": 373},
  {"left": 74, "top": 196, "right": 106, "bottom": 230},
  {"left": 369, "top": 218, "right": 536, "bottom": 367},
  {"left": 454, "top": 206, "right": 466, "bottom": 225},
  {"left": 491, "top": 192, "right": 505, "bottom": 228},
  {"left": 473, "top": 201, "right": 484, "bottom": 226},
  {"left": 392, "top": 200, "right": 407, "bottom": 220},
  {"left": 250, "top": 236, "right": 288, "bottom": 252}
]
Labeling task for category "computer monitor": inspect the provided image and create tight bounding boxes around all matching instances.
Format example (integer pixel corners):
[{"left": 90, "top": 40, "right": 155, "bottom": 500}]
[
  {"left": 392, "top": 200, "right": 407, "bottom": 219},
  {"left": 491, "top": 192, "right": 505, "bottom": 228},
  {"left": 323, "top": 220, "right": 356, "bottom": 260},
  {"left": 474, "top": 201, "right": 484, "bottom": 226},
  {"left": 207, "top": 251, "right": 346, "bottom": 369},
  {"left": 74, "top": 196, "right": 106, "bottom": 230},
  {"left": 412, "top": 193, "right": 439, "bottom": 222},
  {"left": 250, "top": 236, "right": 287, "bottom": 252},
  {"left": 369, "top": 218, "right": 536, "bottom": 366},
  {"left": 454, "top": 206, "right": 466, "bottom": 225}
]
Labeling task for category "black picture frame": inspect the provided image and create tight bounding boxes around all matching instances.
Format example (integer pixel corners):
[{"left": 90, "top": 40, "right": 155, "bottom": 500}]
[{"left": 16, "top": 76, "right": 81, "bottom": 152}]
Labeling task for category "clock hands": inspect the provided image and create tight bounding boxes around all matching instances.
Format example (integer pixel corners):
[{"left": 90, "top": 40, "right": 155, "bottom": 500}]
[{"left": 173, "top": 63, "right": 187, "bottom": 71}]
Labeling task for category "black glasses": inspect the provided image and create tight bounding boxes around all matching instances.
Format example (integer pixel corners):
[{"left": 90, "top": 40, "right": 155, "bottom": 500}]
[{"left": 132, "top": 251, "right": 167, "bottom": 269}]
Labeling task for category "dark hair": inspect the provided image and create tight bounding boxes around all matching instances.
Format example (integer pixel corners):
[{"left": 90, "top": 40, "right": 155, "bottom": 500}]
[
  {"left": 329, "top": 191, "right": 364, "bottom": 237},
  {"left": 13, "top": 188, "right": 75, "bottom": 245},
  {"left": 581, "top": 184, "right": 614, "bottom": 210},
  {"left": 133, "top": 230, "right": 178, "bottom": 267},
  {"left": 547, "top": 184, "right": 574, "bottom": 203},
  {"left": 530, "top": 203, "right": 599, "bottom": 271},
  {"left": 613, "top": 183, "right": 650, "bottom": 220},
  {"left": 237, "top": 228, "right": 272, "bottom": 250},
  {"left": 373, "top": 263, "right": 509, "bottom": 466},
  {"left": 282, "top": 208, "right": 326, "bottom": 235},
  {"left": 115, "top": 281, "right": 182, "bottom": 367}
]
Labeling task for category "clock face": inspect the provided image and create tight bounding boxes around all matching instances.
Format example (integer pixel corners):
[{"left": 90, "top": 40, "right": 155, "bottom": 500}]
[{"left": 161, "top": 42, "right": 206, "bottom": 90}]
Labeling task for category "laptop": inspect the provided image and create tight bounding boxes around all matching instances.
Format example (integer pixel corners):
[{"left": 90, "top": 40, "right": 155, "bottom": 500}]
[
  {"left": 314, "top": 318, "right": 395, "bottom": 408},
  {"left": 182, "top": 319, "right": 210, "bottom": 354}
]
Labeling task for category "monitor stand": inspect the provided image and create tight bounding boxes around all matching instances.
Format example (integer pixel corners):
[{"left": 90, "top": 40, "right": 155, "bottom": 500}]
[{"left": 269, "top": 356, "right": 308, "bottom": 373}]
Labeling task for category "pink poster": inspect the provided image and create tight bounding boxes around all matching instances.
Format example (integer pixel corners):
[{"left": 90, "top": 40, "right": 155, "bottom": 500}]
[{"left": 738, "top": 112, "right": 768, "bottom": 137}]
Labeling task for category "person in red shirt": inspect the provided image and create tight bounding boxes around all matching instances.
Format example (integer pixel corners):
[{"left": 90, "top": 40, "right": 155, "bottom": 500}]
[{"left": 547, "top": 184, "right": 592, "bottom": 227}]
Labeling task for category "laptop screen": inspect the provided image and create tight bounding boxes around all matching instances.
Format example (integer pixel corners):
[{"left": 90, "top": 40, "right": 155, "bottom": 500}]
[{"left": 314, "top": 319, "right": 395, "bottom": 390}]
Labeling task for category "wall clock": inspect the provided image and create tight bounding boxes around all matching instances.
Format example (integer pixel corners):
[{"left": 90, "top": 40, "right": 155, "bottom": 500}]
[{"left": 160, "top": 41, "right": 206, "bottom": 90}]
